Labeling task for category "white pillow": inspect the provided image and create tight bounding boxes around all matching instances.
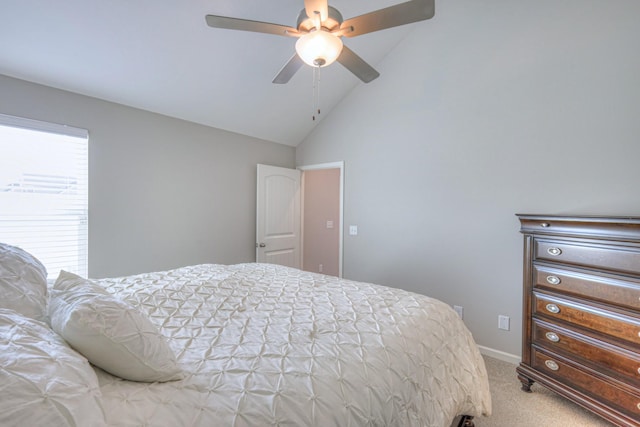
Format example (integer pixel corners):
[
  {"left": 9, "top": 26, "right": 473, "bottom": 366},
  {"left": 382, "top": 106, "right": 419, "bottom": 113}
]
[
  {"left": 0, "top": 308, "right": 106, "bottom": 427},
  {"left": 48, "top": 270, "right": 183, "bottom": 382},
  {"left": 0, "top": 243, "right": 48, "bottom": 321}
]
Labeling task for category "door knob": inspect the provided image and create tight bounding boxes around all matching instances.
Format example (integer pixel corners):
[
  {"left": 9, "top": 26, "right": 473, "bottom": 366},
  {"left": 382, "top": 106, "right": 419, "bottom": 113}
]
[{"left": 256, "top": 243, "right": 266, "bottom": 248}]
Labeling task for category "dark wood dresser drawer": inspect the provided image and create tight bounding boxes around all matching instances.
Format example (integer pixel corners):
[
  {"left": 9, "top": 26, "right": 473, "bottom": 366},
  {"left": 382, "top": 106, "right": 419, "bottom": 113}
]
[
  {"left": 533, "top": 293, "right": 640, "bottom": 346},
  {"left": 519, "top": 216, "right": 640, "bottom": 242},
  {"left": 535, "top": 240, "right": 640, "bottom": 275},
  {"left": 532, "top": 348, "right": 640, "bottom": 421},
  {"left": 533, "top": 264, "right": 640, "bottom": 311},
  {"left": 533, "top": 319, "right": 640, "bottom": 385},
  {"left": 519, "top": 215, "right": 640, "bottom": 427}
]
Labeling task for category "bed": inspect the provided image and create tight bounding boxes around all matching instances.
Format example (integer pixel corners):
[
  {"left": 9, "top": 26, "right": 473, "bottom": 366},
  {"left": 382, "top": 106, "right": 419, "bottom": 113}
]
[{"left": 0, "top": 243, "right": 491, "bottom": 427}]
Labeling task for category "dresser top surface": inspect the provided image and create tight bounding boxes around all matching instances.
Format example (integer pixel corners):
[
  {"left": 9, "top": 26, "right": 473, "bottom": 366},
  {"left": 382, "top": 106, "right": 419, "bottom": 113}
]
[{"left": 517, "top": 214, "right": 640, "bottom": 222}]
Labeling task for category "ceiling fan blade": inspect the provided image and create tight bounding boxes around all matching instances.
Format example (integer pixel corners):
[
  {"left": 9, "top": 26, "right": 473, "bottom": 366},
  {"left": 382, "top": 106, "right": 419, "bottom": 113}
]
[
  {"left": 337, "top": 46, "right": 380, "bottom": 83},
  {"left": 341, "top": 0, "right": 435, "bottom": 38},
  {"left": 205, "top": 15, "right": 299, "bottom": 37},
  {"left": 272, "top": 54, "right": 305, "bottom": 84},
  {"left": 304, "top": 0, "right": 329, "bottom": 22}
]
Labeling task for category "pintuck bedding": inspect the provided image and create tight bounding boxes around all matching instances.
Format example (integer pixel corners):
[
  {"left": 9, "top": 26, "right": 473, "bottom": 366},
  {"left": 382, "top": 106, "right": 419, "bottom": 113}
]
[
  {"left": 1, "top": 243, "right": 491, "bottom": 427},
  {"left": 94, "top": 263, "right": 491, "bottom": 427}
]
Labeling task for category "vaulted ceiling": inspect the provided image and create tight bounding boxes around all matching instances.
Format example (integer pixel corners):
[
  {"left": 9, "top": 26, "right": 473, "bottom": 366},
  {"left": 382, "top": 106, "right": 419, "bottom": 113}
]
[{"left": 1, "top": 0, "right": 432, "bottom": 146}]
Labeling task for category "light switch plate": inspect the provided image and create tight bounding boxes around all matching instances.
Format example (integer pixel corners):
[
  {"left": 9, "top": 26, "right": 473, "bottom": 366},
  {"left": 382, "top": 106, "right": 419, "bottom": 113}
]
[{"left": 498, "top": 315, "right": 510, "bottom": 330}]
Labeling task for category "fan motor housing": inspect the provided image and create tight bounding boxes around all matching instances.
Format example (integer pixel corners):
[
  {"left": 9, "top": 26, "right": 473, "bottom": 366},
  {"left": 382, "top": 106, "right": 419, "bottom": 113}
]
[{"left": 296, "top": 6, "right": 343, "bottom": 32}]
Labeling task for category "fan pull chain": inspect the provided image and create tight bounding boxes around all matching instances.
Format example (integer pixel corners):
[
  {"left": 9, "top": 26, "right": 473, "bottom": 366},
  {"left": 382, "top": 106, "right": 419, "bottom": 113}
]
[{"left": 312, "top": 66, "right": 321, "bottom": 121}]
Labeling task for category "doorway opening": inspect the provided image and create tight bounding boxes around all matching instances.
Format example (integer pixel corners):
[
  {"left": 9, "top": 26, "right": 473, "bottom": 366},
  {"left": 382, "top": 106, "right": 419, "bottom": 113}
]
[
  {"left": 256, "top": 162, "right": 343, "bottom": 278},
  {"left": 299, "top": 161, "right": 344, "bottom": 278}
]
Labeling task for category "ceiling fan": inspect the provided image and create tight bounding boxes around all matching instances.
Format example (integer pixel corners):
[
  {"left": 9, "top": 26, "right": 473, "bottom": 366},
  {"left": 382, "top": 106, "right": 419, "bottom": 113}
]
[{"left": 205, "top": 0, "right": 435, "bottom": 84}]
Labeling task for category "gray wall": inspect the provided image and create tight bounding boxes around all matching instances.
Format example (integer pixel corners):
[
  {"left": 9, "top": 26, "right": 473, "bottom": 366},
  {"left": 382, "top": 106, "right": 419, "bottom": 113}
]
[
  {"left": 0, "top": 75, "right": 295, "bottom": 278},
  {"left": 296, "top": 0, "right": 640, "bottom": 357}
]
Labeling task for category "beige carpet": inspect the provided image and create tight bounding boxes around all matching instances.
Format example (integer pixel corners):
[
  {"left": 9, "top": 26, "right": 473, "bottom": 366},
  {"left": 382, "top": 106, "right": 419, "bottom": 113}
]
[{"left": 473, "top": 356, "right": 614, "bottom": 427}]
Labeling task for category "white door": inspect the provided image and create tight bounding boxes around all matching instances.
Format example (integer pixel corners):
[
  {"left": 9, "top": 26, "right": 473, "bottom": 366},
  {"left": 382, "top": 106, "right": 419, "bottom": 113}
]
[{"left": 256, "top": 164, "right": 301, "bottom": 268}]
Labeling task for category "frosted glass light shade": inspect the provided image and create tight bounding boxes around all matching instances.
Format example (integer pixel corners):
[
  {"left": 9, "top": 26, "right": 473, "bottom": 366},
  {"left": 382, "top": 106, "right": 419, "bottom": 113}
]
[{"left": 295, "top": 31, "right": 343, "bottom": 67}]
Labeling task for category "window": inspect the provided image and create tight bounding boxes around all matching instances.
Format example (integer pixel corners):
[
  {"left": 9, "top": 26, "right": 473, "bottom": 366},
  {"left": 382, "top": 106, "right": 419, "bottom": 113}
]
[{"left": 0, "top": 114, "right": 88, "bottom": 280}]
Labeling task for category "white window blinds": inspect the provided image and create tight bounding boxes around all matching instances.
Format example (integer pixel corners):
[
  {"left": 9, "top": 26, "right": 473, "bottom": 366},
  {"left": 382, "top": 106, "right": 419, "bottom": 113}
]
[{"left": 0, "top": 114, "right": 88, "bottom": 280}]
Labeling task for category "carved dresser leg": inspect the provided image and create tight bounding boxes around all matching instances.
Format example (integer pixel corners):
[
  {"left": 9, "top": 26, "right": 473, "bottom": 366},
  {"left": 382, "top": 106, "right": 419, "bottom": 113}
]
[{"left": 518, "top": 373, "right": 534, "bottom": 393}]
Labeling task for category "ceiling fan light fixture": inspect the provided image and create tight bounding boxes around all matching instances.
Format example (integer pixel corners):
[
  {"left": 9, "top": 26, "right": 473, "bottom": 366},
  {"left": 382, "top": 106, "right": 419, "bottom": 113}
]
[{"left": 295, "top": 30, "right": 343, "bottom": 67}]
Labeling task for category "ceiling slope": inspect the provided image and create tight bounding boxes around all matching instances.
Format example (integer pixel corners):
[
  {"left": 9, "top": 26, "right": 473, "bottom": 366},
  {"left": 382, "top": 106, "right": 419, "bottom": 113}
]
[{"left": 0, "top": 0, "right": 428, "bottom": 146}]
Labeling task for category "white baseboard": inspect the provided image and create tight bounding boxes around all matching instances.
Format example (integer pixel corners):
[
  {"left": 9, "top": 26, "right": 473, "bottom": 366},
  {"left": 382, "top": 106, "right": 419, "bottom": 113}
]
[{"left": 477, "top": 345, "right": 521, "bottom": 365}]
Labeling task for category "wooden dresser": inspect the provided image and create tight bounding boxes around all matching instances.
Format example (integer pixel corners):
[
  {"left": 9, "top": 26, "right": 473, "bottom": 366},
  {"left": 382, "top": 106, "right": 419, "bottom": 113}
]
[{"left": 516, "top": 215, "right": 640, "bottom": 427}]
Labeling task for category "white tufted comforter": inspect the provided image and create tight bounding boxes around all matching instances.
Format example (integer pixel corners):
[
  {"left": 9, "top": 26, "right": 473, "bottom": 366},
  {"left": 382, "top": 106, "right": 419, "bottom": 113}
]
[{"left": 94, "top": 263, "right": 491, "bottom": 427}]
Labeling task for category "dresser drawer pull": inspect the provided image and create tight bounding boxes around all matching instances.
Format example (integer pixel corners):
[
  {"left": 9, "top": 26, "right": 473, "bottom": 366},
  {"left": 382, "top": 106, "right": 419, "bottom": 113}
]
[
  {"left": 547, "top": 247, "right": 562, "bottom": 256},
  {"left": 546, "top": 275, "right": 561, "bottom": 285},
  {"left": 545, "top": 303, "right": 560, "bottom": 314},
  {"left": 545, "top": 360, "right": 559, "bottom": 371},
  {"left": 637, "top": 367, "right": 640, "bottom": 376},
  {"left": 540, "top": 222, "right": 550, "bottom": 228},
  {"left": 545, "top": 332, "right": 560, "bottom": 342}
]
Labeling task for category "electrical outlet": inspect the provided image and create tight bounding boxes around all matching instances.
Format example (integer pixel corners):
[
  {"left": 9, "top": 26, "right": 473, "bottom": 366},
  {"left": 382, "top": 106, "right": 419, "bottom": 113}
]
[
  {"left": 498, "top": 315, "right": 510, "bottom": 331},
  {"left": 453, "top": 305, "right": 464, "bottom": 319},
  {"left": 318, "top": 264, "right": 323, "bottom": 273}
]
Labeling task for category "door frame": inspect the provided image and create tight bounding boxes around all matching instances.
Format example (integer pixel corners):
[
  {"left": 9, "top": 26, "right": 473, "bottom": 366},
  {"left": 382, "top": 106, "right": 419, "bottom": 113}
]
[{"left": 298, "top": 161, "right": 344, "bottom": 278}]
